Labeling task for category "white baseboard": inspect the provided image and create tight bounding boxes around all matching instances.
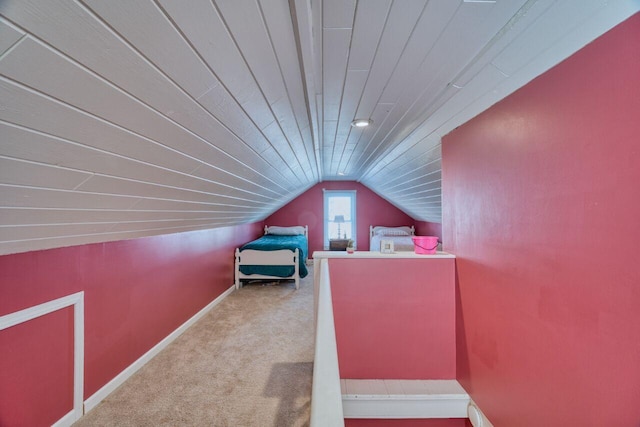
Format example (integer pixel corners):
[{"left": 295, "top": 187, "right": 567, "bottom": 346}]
[
  {"left": 83, "top": 284, "right": 235, "bottom": 413},
  {"left": 341, "top": 379, "right": 469, "bottom": 419},
  {"left": 468, "top": 399, "right": 494, "bottom": 427},
  {"left": 51, "top": 409, "right": 77, "bottom": 427}
]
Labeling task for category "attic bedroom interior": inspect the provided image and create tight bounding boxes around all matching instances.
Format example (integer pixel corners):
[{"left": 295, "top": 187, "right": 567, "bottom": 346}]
[{"left": 1, "top": 1, "right": 639, "bottom": 426}]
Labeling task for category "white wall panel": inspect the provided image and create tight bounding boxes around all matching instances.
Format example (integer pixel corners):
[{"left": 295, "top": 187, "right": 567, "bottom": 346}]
[
  {"left": 0, "top": 0, "right": 635, "bottom": 254},
  {"left": 0, "top": 80, "right": 207, "bottom": 174},
  {"left": 107, "top": 219, "right": 236, "bottom": 234},
  {"left": 323, "top": 0, "right": 356, "bottom": 28},
  {"left": 347, "top": 0, "right": 391, "bottom": 71},
  {"left": 0, "top": 223, "right": 113, "bottom": 241},
  {"left": 195, "top": 84, "right": 274, "bottom": 154},
  {"left": 377, "top": 0, "right": 461, "bottom": 104},
  {"left": 217, "top": 0, "right": 314, "bottom": 181},
  {"left": 75, "top": 175, "right": 270, "bottom": 206},
  {"left": 0, "top": 224, "right": 237, "bottom": 256},
  {"left": 82, "top": 0, "right": 218, "bottom": 98},
  {"left": 163, "top": 0, "right": 310, "bottom": 186},
  {"left": 0, "top": 122, "right": 282, "bottom": 199},
  {"left": 0, "top": 17, "right": 23, "bottom": 55},
  {"left": 1, "top": 0, "right": 302, "bottom": 187},
  {"left": 493, "top": 0, "right": 606, "bottom": 76},
  {"left": 358, "top": 1, "right": 499, "bottom": 173},
  {"left": 328, "top": 70, "right": 368, "bottom": 174},
  {"left": 1, "top": 0, "right": 209, "bottom": 124},
  {"left": 261, "top": 0, "right": 318, "bottom": 179},
  {"left": 353, "top": 0, "right": 427, "bottom": 119},
  {"left": 0, "top": 208, "right": 236, "bottom": 226},
  {"left": 128, "top": 197, "right": 272, "bottom": 214},
  {"left": 0, "top": 185, "right": 139, "bottom": 210},
  {"left": 322, "top": 28, "right": 351, "bottom": 122},
  {"left": 0, "top": 37, "right": 245, "bottom": 166},
  {"left": 366, "top": 145, "right": 442, "bottom": 184},
  {"left": 343, "top": 102, "right": 394, "bottom": 174},
  {"left": 0, "top": 157, "right": 92, "bottom": 190}
]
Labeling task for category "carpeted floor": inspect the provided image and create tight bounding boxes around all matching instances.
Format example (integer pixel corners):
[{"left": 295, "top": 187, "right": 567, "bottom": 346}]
[{"left": 74, "top": 268, "right": 314, "bottom": 427}]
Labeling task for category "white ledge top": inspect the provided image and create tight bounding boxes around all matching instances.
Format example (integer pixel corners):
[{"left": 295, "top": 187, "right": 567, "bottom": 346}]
[{"left": 312, "top": 250, "right": 455, "bottom": 259}]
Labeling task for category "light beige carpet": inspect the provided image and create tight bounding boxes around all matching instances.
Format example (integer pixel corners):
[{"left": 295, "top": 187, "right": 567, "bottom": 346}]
[{"left": 74, "top": 268, "right": 314, "bottom": 427}]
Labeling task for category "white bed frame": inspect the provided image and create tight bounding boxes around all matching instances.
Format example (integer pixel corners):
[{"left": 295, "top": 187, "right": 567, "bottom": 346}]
[
  {"left": 234, "top": 225, "right": 308, "bottom": 291},
  {"left": 369, "top": 225, "right": 415, "bottom": 250}
]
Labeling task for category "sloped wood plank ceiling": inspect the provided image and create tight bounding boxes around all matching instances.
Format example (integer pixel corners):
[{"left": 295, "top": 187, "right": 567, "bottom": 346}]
[{"left": 0, "top": 0, "right": 637, "bottom": 255}]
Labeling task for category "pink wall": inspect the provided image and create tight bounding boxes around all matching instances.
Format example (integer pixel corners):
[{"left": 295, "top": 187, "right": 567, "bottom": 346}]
[
  {"left": 415, "top": 220, "right": 443, "bottom": 241},
  {"left": 0, "top": 223, "right": 262, "bottom": 426},
  {"left": 329, "top": 258, "right": 456, "bottom": 379},
  {"left": 443, "top": 13, "right": 640, "bottom": 426},
  {"left": 266, "top": 181, "right": 414, "bottom": 253}
]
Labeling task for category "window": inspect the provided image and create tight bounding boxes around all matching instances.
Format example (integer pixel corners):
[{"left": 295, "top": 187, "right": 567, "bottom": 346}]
[{"left": 323, "top": 190, "right": 356, "bottom": 249}]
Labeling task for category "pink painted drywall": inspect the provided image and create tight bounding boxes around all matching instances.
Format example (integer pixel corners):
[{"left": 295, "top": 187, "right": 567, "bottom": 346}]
[
  {"left": 329, "top": 258, "right": 456, "bottom": 379},
  {"left": 266, "top": 181, "right": 414, "bottom": 253},
  {"left": 415, "top": 220, "right": 443, "bottom": 241},
  {"left": 443, "top": 13, "right": 640, "bottom": 426},
  {"left": 0, "top": 223, "right": 262, "bottom": 426}
]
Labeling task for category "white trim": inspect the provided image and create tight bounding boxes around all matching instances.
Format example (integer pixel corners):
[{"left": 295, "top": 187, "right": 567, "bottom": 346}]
[
  {"left": 235, "top": 248, "right": 300, "bottom": 290},
  {"left": 51, "top": 410, "right": 78, "bottom": 427},
  {"left": 0, "top": 292, "right": 82, "bottom": 330},
  {"left": 468, "top": 399, "right": 494, "bottom": 427},
  {"left": 83, "top": 284, "right": 235, "bottom": 413},
  {"left": 0, "top": 292, "right": 85, "bottom": 427},
  {"left": 310, "top": 259, "right": 345, "bottom": 427},
  {"left": 323, "top": 190, "right": 357, "bottom": 248},
  {"left": 341, "top": 379, "right": 469, "bottom": 419},
  {"left": 313, "top": 250, "right": 455, "bottom": 259}
]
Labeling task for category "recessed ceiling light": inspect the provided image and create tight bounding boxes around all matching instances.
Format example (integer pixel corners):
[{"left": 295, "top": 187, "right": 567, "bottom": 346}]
[{"left": 351, "top": 118, "right": 373, "bottom": 128}]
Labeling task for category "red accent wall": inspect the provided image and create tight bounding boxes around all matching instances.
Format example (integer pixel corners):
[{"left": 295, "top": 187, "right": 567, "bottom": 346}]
[
  {"left": 0, "top": 223, "right": 262, "bottom": 426},
  {"left": 443, "top": 14, "right": 640, "bottom": 426},
  {"left": 415, "top": 221, "right": 443, "bottom": 241},
  {"left": 266, "top": 181, "right": 414, "bottom": 253},
  {"left": 329, "top": 258, "right": 456, "bottom": 379}
]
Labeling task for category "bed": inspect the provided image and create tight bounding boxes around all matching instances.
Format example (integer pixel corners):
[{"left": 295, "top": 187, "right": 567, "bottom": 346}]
[
  {"left": 235, "top": 225, "right": 309, "bottom": 290},
  {"left": 369, "top": 225, "right": 416, "bottom": 252}
]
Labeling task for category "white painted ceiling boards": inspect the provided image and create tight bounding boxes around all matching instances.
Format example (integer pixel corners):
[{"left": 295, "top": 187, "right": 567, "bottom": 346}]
[{"left": 0, "top": 0, "right": 637, "bottom": 255}]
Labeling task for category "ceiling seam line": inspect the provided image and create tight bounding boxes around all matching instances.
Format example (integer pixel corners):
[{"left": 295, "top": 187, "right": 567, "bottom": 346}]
[
  {"left": 207, "top": 0, "right": 310, "bottom": 185},
  {"left": 74, "top": 0, "right": 297, "bottom": 192},
  {"left": 288, "top": 0, "right": 322, "bottom": 182},
  {"left": 0, "top": 75, "right": 287, "bottom": 198},
  {"left": 0, "top": 119, "right": 285, "bottom": 199},
  {"left": 0, "top": 184, "right": 274, "bottom": 208},
  {"left": 346, "top": 0, "right": 434, "bottom": 177},
  {"left": 335, "top": 0, "right": 393, "bottom": 176},
  {"left": 255, "top": 0, "right": 317, "bottom": 181},
  {"left": 154, "top": 0, "right": 314, "bottom": 186}
]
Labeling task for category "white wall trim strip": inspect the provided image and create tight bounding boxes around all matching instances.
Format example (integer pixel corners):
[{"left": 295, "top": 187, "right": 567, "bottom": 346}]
[
  {"left": 83, "top": 284, "right": 236, "bottom": 413},
  {"left": 310, "top": 258, "right": 345, "bottom": 427},
  {"left": 468, "top": 399, "right": 494, "bottom": 427},
  {"left": 341, "top": 379, "right": 469, "bottom": 419},
  {"left": 0, "top": 292, "right": 85, "bottom": 427}
]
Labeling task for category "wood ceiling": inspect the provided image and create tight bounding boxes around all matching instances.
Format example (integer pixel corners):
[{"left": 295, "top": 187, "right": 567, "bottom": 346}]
[{"left": 0, "top": 0, "right": 636, "bottom": 255}]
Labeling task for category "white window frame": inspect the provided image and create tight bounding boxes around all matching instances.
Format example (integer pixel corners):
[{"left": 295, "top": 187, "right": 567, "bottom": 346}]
[{"left": 323, "top": 189, "right": 357, "bottom": 249}]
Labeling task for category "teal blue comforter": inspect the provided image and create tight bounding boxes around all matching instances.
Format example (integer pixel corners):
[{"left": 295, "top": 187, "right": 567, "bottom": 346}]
[{"left": 239, "top": 234, "right": 308, "bottom": 278}]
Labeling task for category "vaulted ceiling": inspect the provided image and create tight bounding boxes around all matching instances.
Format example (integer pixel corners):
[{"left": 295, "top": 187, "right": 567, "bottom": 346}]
[{"left": 0, "top": 0, "right": 636, "bottom": 255}]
